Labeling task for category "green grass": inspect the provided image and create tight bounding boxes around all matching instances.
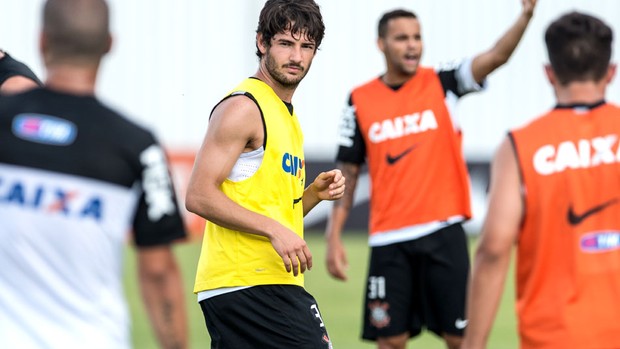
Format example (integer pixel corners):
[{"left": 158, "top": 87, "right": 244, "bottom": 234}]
[{"left": 124, "top": 231, "right": 518, "bottom": 348}]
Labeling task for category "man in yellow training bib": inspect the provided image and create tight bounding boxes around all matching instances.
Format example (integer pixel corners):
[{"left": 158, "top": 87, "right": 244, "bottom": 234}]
[{"left": 186, "top": 1, "right": 345, "bottom": 348}]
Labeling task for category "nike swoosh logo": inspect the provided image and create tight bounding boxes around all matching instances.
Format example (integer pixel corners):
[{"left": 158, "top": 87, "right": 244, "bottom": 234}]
[
  {"left": 567, "top": 198, "right": 618, "bottom": 226},
  {"left": 292, "top": 196, "right": 302, "bottom": 208},
  {"left": 386, "top": 145, "right": 417, "bottom": 165}
]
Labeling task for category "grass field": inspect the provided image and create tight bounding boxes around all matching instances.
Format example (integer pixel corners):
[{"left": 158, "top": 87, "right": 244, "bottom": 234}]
[{"left": 123, "top": 231, "right": 518, "bottom": 349}]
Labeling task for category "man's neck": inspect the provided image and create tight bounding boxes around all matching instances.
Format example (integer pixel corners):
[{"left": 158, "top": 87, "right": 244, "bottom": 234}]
[
  {"left": 381, "top": 71, "right": 414, "bottom": 87},
  {"left": 45, "top": 64, "right": 98, "bottom": 95},
  {"left": 554, "top": 80, "right": 607, "bottom": 106}
]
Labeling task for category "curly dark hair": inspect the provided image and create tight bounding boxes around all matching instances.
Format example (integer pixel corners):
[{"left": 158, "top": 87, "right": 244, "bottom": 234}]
[
  {"left": 255, "top": 0, "right": 325, "bottom": 59},
  {"left": 545, "top": 11, "right": 613, "bottom": 85}
]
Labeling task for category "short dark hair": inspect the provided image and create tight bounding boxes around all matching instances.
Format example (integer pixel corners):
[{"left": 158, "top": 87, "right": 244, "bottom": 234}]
[
  {"left": 255, "top": 0, "right": 325, "bottom": 59},
  {"left": 378, "top": 9, "right": 417, "bottom": 39},
  {"left": 545, "top": 11, "right": 613, "bottom": 85},
  {"left": 43, "top": 0, "right": 110, "bottom": 63}
]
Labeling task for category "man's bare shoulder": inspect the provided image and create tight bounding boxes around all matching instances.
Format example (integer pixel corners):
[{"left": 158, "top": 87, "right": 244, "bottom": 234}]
[
  {"left": 212, "top": 93, "right": 261, "bottom": 121},
  {"left": 209, "top": 93, "right": 264, "bottom": 149},
  {"left": 0, "top": 76, "right": 40, "bottom": 94}
]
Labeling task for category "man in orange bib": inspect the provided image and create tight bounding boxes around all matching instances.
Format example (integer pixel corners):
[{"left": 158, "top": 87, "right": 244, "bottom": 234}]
[
  {"left": 463, "top": 11, "right": 620, "bottom": 349},
  {"left": 325, "top": 1, "right": 537, "bottom": 349}
]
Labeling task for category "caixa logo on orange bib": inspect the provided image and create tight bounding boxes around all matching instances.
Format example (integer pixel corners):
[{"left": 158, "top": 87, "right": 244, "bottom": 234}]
[{"left": 281, "top": 152, "right": 304, "bottom": 178}]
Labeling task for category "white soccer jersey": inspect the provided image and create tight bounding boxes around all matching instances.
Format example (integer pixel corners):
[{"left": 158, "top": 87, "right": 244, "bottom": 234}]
[{"left": 0, "top": 89, "right": 186, "bottom": 349}]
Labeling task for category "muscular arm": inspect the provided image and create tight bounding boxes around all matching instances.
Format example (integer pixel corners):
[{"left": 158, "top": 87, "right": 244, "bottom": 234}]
[
  {"left": 138, "top": 246, "right": 187, "bottom": 349},
  {"left": 471, "top": 0, "right": 536, "bottom": 83},
  {"left": 185, "top": 96, "right": 273, "bottom": 234},
  {"left": 185, "top": 96, "right": 312, "bottom": 276},
  {"left": 324, "top": 162, "right": 361, "bottom": 281},
  {"left": 462, "top": 138, "right": 523, "bottom": 349}
]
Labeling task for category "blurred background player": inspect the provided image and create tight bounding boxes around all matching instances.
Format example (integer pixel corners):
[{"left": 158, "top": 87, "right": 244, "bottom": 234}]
[
  {"left": 0, "top": 0, "right": 187, "bottom": 348},
  {"left": 463, "top": 11, "right": 620, "bottom": 349},
  {"left": 0, "top": 49, "right": 42, "bottom": 94},
  {"left": 325, "top": 1, "right": 537, "bottom": 348},
  {"left": 186, "top": 0, "right": 344, "bottom": 348}
]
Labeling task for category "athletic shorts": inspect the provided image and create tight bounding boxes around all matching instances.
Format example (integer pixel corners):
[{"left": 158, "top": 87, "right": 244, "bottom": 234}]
[
  {"left": 199, "top": 285, "right": 333, "bottom": 349},
  {"left": 362, "top": 223, "right": 470, "bottom": 341}
]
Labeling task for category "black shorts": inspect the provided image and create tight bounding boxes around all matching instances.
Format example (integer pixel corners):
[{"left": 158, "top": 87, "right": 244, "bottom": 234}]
[
  {"left": 199, "top": 285, "right": 333, "bottom": 349},
  {"left": 362, "top": 223, "right": 470, "bottom": 341}
]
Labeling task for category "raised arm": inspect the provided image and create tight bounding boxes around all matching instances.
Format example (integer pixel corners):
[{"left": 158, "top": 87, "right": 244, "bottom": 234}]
[
  {"left": 462, "top": 138, "right": 523, "bottom": 349},
  {"left": 471, "top": 0, "right": 537, "bottom": 83}
]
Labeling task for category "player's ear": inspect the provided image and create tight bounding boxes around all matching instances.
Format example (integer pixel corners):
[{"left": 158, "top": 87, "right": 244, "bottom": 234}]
[
  {"left": 544, "top": 64, "right": 556, "bottom": 85},
  {"left": 104, "top": 33, "right": 113, "bottom": 54},
  {"left": 39, "top": 31, "right": 52, "bottom": 66},
  {"left": 605, "top": 63, "right": 617, "bottom": 84},
  {"left": 377, "top": 37, "right": 385, "bottom": 53},
  {"left": 39, "top": 31, "right": 47, "bottom": 57},
  {"left": 256, "top": 33, "right": 268, "bottom": 55}
]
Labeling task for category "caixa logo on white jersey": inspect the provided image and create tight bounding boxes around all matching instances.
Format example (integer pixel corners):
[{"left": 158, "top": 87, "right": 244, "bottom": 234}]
[
  {"left": 368, "top": 110, "right": 438, "bottom": 143},
  {"left": 533, "top": 134, "right": 620, "bottom": 175},
  {"left": 0, "top": 180, "right": 103, "bottom": 221},
  {"left": 12, "top": 113, "right": 77, "bottom": 146}
]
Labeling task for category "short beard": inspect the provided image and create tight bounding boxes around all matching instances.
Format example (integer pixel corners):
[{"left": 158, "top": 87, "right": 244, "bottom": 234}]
[{"left": 264, "top": 50, "right": 307, "bottom": 88}]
